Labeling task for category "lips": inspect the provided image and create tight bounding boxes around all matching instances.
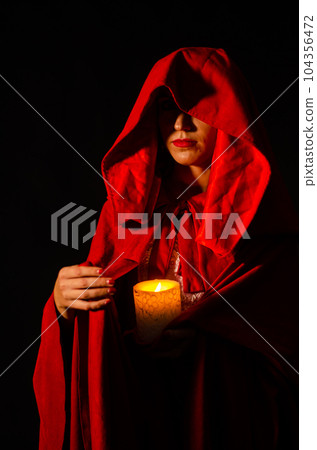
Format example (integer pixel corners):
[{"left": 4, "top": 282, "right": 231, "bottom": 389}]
[{"left": 172, "top": 139, "right": 197, "bottom": 148}]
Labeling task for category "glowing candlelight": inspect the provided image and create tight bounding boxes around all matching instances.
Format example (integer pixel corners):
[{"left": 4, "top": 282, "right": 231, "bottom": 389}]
[
  {"left": 155, "top": 282, "right": 161, "bottom": 292},
  {"left": 133, "top": 279, "right": 181, "bottom": 343}
]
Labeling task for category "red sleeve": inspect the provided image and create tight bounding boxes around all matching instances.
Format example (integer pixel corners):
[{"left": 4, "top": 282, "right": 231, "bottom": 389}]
[{"left": 33, "top": 293, "right": 66, "bottom": 450}]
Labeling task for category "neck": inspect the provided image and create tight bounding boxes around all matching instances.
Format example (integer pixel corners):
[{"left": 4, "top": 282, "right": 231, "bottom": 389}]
[{"left": 164, "top": 164, "right": 211, "bottom": 200}]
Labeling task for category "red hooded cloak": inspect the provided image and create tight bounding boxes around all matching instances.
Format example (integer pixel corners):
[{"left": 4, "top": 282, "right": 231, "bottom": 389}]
[{"left": 33, "top": 47, "right": 298, "bottom": 450}]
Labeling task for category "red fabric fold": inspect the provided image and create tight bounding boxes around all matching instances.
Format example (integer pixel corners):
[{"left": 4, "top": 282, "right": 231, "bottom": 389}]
[{"left": 147, "top": 193, "right": 234, "bottom": 293}]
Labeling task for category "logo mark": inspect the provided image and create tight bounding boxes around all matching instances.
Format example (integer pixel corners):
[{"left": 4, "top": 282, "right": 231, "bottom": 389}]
[
  {"left": 51, "top": 202, "right": 97, "bottom": 249},
  {"left": 117, "top": 212, "right": 250, "bottom": 240}
]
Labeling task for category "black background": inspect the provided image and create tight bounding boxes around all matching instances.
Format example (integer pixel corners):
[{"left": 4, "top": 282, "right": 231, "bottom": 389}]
[{"left": 0, "top": 1, "right": 298, "bottom": 448}]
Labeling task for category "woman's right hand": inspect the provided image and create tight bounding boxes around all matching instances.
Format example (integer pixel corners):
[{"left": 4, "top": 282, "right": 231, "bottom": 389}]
[{"left": 54, "top": 265, "right": 116, "bottom": 321}]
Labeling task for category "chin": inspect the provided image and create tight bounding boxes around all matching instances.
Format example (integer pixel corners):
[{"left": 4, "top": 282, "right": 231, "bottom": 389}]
[
  {"left": 169, "top": 150, "right": 200, "bottom": 166},
  {"left": 175, "top": 157, "right": 201, "bottom": 167},
  {"left": 177, "top": 160, "right": 197, "bottom": 166}
]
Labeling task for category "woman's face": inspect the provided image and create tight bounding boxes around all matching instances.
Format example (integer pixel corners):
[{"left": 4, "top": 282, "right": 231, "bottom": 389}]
[{"left": 158, "top": 91, "right": 217, "bottom": 168}]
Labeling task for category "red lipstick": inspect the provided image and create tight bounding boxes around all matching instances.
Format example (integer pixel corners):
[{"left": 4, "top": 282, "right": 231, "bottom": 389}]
[{"left": 172, "top": 139, "right": 197, "bottom": 148}]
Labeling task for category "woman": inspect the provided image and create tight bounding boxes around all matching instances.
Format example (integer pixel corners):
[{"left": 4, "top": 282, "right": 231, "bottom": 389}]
[{"left": 33, "top": 47, "right": 298, "bottom": 449}]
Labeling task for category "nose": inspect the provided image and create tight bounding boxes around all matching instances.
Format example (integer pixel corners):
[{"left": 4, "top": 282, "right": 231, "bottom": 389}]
[{"left": 174, "top": 112, "right": 193, "bottom": 131}]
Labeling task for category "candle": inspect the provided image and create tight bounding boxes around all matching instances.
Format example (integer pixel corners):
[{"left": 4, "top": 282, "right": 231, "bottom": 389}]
[{"left": 133, "top": 279, "right": 181, "bottom": 343}]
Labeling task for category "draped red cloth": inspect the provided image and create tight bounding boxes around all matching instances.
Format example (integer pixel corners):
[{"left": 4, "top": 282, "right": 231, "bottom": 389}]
[
  {"left": 33, "top": 47, "right": 298, "bottom": 449},
  {"left": 147, "top": 188, "right": 234, "bottom": 293}
]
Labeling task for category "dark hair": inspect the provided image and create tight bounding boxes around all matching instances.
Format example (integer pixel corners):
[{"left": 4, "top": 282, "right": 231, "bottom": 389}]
[{"left": 155, "top": 128, "right": 175, "bottom": 179}]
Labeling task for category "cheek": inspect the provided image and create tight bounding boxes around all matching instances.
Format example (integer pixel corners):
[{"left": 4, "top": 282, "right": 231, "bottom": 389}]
[
  {"left": 201, "top": 127, "right": 217, "bottom": 151},
  {"left": 159, "top": 113, "right": 176, "bottom": 142},
  {"left": 158, "top": 120, "right": 167, "bottom": 143}
]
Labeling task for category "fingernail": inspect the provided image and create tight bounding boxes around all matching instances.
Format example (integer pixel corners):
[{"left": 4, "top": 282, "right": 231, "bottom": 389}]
[
  {"left": 103, "top": 299, "right": 112, "bottom": 305},
  {"left": 97, "top": 269, "right": 104, "bottom": 274}
]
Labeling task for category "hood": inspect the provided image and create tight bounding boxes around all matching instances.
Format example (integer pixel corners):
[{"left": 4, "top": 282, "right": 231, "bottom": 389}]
[{"left": 101, "top": 47, "right": 292, "bottom": 257}]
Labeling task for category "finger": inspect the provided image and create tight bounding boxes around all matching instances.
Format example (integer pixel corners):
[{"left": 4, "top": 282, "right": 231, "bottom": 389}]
[
  {"left": 64, "top": 287, "right": 116, "bottom": 301},
  {"left": 60, "top": 265, "right": 114, "bottom": 280},
  {"left": 66, "top": 298, "right": 112, "bottom": 312},
  {"left": 67, "top": 277, "right": 115, "bottom": 290}
]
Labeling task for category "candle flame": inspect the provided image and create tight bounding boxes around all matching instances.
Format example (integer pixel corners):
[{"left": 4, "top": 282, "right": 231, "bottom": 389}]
[{"left": 155, "top": 282, "right": 162, "bottom": 292}]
